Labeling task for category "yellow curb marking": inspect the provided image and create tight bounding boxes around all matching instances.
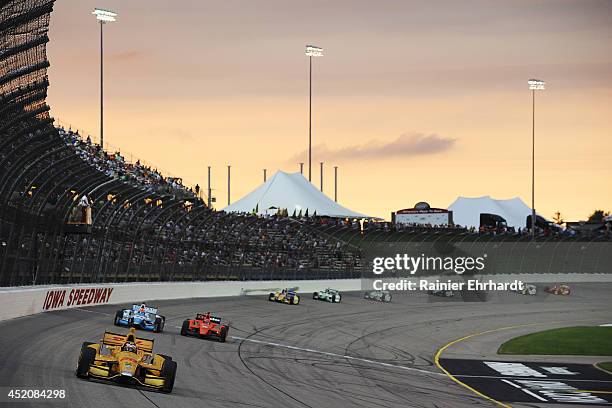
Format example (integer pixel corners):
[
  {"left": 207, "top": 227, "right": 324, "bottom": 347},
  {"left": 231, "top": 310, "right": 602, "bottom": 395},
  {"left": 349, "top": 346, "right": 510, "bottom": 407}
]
[{"left": 433, "top": 321, "right": 566, "bottom": 408}]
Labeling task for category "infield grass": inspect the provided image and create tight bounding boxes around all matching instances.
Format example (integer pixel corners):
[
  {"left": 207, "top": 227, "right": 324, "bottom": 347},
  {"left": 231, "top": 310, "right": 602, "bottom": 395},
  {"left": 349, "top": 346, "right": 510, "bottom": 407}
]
[
  {"left": 498, "top": 326, "right": 612, "bottom": 356},
  {"left": 597, "top": 362, "right": 612, "bottom": 373}
]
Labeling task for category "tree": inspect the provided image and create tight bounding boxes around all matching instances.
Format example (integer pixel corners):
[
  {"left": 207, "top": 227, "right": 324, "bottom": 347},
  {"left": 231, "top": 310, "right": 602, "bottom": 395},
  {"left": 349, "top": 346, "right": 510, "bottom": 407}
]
[
  {"left": 552, "top": 211, "right": 564, "bottom": 225},
  {"left": 588, "top": 210, "right": 610, "bottom": 222}
]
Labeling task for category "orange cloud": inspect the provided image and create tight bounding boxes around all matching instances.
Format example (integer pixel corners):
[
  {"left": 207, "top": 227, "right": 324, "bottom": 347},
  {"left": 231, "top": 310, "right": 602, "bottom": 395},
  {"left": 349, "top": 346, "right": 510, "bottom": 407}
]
[{"left": 289, "top": 133, "right": 457, "bottom": 163}]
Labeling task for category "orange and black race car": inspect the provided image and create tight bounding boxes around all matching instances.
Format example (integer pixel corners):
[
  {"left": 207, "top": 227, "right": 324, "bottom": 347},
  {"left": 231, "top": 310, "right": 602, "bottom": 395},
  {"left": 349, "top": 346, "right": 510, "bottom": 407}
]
[
  {"left": 545, "top": 284, "right": 571, "bottom": 296},
  {"left": 180, "top": 312, "right": 229, "bottom": 342}
]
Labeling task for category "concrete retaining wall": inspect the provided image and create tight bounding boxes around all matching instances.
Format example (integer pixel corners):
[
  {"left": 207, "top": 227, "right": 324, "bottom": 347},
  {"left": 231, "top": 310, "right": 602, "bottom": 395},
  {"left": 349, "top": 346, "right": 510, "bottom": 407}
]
[
  {"left": 0, "top": 279, "right": 361, "bottom": 322},
  {"left": 2, "top": 273, "right": 611, "bottom": 322}
]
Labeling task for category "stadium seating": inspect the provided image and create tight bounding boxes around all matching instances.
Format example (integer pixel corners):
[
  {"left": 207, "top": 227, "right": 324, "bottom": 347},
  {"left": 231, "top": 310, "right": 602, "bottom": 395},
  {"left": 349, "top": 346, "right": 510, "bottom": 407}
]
[
  {"left": 1, "top": 1, "right": 608, "bottom": 287},
  {"left": 0, "top": 0, "right": 361, "bottom": 286}
]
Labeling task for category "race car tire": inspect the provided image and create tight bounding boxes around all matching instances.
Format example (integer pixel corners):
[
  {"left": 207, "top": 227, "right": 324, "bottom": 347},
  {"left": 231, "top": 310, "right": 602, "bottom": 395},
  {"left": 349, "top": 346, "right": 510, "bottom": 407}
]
[
  {"left": 331, "top": 295, "right": 336, "bottom": 303},
  {"left": 161, "top": 359, "right": 177, "bottom": 393},
  {"left": 219, "top": 326, "right": 228, "bottom": 343},
  {"left": 292, "top": 296, "right": 299, "bottom": 305},
  {"left": 114, "top": 310, "right": 123, "bottom": 326},
  {"left": 268, "top": 293, "right": 275, "bottom": 301},
  {"left": 154, "top": 317, "right": 164, "bottom": 333},
  {"left": 180, "top": 320, "right": 190, "bottom": 336},
  {"left": 76, "top": 342, "right": 96, "bottom": 378},
  {"left": 158, "top": 354, "right": 173, "bottom": 361},
  {"left": 313, "top": 292, "right": 318, "bottom": 300}
]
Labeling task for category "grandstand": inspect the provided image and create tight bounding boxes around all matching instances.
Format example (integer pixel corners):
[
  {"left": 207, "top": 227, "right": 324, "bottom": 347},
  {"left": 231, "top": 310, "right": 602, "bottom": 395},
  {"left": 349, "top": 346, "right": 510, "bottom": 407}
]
[
  {"left": 0, "top": 0, "right": 361, "bottom": 286},
  {"left": 1, "top": 1, "right": 609, "bottom": 287}
]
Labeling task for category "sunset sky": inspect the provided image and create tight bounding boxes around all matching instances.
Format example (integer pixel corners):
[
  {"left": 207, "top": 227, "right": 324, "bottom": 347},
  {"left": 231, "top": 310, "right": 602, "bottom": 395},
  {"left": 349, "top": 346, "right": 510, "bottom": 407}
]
[{"left": 47, "top": 0, "right": 612, "bottom": 221}]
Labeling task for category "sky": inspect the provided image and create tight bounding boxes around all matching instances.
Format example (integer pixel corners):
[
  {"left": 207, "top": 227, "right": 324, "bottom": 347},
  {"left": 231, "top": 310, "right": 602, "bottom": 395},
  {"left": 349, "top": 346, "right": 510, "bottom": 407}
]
[{"left": 46, "top": 0, "right": 612, "bottom": 221}]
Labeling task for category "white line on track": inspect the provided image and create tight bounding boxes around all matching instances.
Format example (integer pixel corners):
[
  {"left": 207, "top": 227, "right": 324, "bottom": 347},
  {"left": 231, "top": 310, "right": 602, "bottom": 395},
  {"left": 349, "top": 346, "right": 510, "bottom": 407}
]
[
  {"left": 521, "top": 388, "right": 548, "bottom": 402},
  {"left": 501, "top": 379, "right": 521, "bottom": 389},
  {"left": 231, "top": 335, "right": 445, "bottom": 376},
  {"left": 502, "top": 379, "right": 549, "bottom": 402},
  {"left": 454, "top": 374, "right": 612, "bottom": 383},
  {"left": 74, "top": 308, "right": 112, "bottom": 316}
]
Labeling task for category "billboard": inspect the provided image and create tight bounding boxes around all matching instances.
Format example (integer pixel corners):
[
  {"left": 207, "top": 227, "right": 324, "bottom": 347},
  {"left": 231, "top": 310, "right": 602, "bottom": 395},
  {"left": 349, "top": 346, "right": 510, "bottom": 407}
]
[{"left": 393, "top": 208, "right": 452, "bottom": 226}]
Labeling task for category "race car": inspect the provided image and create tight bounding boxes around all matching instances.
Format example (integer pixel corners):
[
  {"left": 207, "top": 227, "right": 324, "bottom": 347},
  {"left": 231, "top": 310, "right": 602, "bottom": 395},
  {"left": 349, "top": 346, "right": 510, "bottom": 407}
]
[
  {"left": 545, "top": 284, "right": 571, "bottom": 296},
  {"left": 428, "top": 289, "right": 455, "bottom": 297},
  {"left": 180, "top": 312, "right": 229, "bottom": 342},
  {"left": 515, "top": 283, "right": 537, "bottom": 295},
  {"left": 363, "top": 290, "right": 392, "bottom": 303},
  {"left": 313, "top": 288, "right": 341, "bottom": 303},
  {"left": 75, "top": 327, "right": 176, "bottom": 393},
  {"left": 268, "top": 289, "right": 300, "bottom": 305},
  {"left": 114, "top": 303, "right": 165, "bottom": 332}
]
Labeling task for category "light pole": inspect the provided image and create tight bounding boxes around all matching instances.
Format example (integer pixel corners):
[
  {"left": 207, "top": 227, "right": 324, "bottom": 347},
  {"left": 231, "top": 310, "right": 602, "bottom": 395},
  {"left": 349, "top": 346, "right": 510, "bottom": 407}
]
[
  {"left": 92, "top": 8, "right": 117, "bottom": 150},
  {"left": 305, "top": 45, "right": 323, "bottom": 182},
  {"left": 528, "top": 79, "right": 545, "bottom": 239},
  {"left": 320, "top": 162, "right": 324, "bottom": 192},
  {"left": 299, "top": 162, "right": 304, "bottom": 175},
  {"left": 207, "top": 166, "right": 212, "bottom": 208},
  {"left": 334, "top": 166, "right": 338, "bottom": 202},
  {"left": 227, "top": 165, "right": 231, "bottom": 206}
]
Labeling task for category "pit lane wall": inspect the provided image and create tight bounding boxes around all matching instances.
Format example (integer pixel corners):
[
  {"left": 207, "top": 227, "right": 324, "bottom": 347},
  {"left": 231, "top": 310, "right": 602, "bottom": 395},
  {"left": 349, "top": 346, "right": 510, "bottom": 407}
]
[{"left": 0, "top": 279, "right": 362, "bottom": 322}]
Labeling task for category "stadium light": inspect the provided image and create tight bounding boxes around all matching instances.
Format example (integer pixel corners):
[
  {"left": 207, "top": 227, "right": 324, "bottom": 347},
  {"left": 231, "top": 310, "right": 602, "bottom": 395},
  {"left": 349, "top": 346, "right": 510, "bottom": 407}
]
[
  {"left": 528, "top": 79, "right": 545, "bottom": 90},
  {"left": 528, "top": 78, "right": 545, "bottom": 239},
  {"left": 306, "top": 45, "right": 323, "bottom": 183},
  {"left": 92, "top": 8, "right": 117, "bottom": 22},
  {"left": 92, "top": 8, "right": 117, "bottom": 149},
  {"left": 305, "top": 45, "right": 323, "bottom": 57}
]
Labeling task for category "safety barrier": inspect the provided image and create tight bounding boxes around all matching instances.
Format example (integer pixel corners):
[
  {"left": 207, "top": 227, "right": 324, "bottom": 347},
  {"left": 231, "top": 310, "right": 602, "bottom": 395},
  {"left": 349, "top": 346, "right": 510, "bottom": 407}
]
[
  {"left": 1, "top": 273, "right": 611, "bottom": 322},
  {"left": 0, "top": 279, "right": 361, "bottom": 321}
]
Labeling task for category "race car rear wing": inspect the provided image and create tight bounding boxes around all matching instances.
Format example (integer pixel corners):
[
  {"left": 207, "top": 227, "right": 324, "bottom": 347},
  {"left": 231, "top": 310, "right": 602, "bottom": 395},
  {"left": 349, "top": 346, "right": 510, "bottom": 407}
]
[
  {"left": 103, "top": 331, "right": 154, "bottom": 353},
  {"left": 131, "top": 305, "right": 158, "bottom": 314},
  {"left": 196, "top": 314, "right": 222, "bottom": 323}
]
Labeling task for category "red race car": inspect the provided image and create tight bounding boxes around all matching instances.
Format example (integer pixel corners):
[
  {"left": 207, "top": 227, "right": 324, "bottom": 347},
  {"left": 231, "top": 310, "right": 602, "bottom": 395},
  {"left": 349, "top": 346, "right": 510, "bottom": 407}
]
[{"left": 180, "top": 313, "right": 229, "bottom": 342}]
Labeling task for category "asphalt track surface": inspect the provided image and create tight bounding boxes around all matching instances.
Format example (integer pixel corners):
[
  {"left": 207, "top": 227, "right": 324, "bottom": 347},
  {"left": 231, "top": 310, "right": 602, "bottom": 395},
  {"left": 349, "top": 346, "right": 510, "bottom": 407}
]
[{"left": 0, "top": 283, "right": 611, "bottom": 408}]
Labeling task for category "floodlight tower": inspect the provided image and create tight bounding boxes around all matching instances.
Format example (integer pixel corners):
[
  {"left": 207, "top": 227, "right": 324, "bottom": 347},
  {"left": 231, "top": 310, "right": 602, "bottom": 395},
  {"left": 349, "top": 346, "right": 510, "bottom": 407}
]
[
  {"left": 528, "top": 79, "right": 545, "bottom": 239},
  {"left": 92, "top": 8, "right": 117, "bottom": 150},
  {"left": 305, "top": 45, "right": 323, "bottom": 182}
]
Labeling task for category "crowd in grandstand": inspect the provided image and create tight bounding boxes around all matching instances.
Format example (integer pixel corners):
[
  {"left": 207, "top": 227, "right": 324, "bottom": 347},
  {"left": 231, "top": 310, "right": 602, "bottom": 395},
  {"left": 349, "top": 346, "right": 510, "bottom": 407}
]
[
  {"left": 57, "top": 183, "right": 362, "bottom": 282},
  {"left": 307, "top": 215, "right": 611, "bottom": 239},
  {"left": 59, "top": 127, "right": 198, "bottom": 199}
]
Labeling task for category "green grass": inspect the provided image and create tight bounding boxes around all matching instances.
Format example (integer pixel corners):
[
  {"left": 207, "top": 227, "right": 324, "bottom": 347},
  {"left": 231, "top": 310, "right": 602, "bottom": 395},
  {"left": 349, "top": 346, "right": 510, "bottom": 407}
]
[
  {"left": 498, "top": 326, "right": 612, "bottom": 356},
  {"left": 597, "top": 362, "right": 612, "bottom": 373}
]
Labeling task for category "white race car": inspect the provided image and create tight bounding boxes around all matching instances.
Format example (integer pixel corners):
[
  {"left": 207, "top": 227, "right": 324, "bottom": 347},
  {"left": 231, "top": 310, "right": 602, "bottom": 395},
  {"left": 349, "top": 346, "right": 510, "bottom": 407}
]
[
  {"left": 364, "top": 290, "right": 392, "bottom": 303},
  {"left": 428, "top": 289, "right": 455, "bottom": 297},
  {"left": 515, "top": 284, "right": 537, "bottom": 296},
  {"left": 313, "top": 288, "right": 341, "bottom": 303}
]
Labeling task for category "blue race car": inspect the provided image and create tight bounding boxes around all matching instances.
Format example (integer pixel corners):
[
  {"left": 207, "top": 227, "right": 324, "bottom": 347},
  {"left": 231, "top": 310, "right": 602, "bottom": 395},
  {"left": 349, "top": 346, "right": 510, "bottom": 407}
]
[{"left": 114, "top": 304, "right": 165, "bottom": 332}]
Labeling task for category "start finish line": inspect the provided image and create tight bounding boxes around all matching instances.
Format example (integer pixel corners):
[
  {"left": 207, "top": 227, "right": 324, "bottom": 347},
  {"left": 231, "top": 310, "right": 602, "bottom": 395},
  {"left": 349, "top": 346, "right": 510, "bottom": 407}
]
[{"left": 440, "top": 359, "right": 612, "bottom": 405}]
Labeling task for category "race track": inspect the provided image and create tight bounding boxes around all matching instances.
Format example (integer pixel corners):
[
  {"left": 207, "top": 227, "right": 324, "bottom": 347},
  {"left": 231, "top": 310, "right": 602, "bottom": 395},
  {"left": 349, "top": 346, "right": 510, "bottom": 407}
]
[{"left": 1, "top": 283, "right": 611, "bottom": 408}]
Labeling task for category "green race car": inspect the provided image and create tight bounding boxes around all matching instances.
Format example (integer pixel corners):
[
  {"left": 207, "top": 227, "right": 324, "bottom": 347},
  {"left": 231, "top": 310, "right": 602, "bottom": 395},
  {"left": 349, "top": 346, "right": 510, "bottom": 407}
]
[{"left": 312, "top": 288, "right": 341, "bottom": 303}]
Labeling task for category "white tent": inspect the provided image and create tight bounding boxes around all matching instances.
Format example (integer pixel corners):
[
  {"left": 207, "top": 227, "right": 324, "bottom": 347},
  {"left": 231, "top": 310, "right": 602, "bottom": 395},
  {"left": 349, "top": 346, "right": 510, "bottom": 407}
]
[
  {"left": 448, "top": 196, "right": 534, "bottom": 229},
  {"left": 223, "top": 171, "right": 369, "bottom": 218}
]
